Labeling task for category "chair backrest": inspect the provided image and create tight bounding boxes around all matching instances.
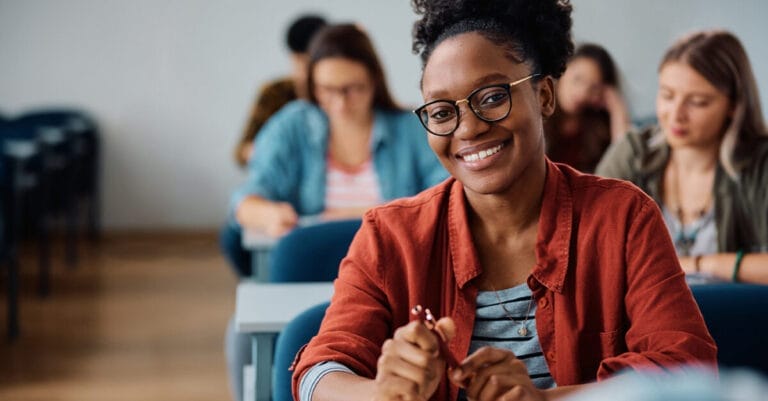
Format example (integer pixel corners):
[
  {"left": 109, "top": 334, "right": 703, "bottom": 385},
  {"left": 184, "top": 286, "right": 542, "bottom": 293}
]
[
  {"left": 690, "top": 283, "right": 768, "bottom": 375},
  {"left": 272, "top": 301, "right": 329, "bottom": 401},
  {"left": 267, "top": 219, "right": 361, "bottom": 283}
]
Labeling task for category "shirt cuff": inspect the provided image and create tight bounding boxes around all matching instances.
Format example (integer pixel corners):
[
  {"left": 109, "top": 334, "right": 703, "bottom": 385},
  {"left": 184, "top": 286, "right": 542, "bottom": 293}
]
[{"left": 298, "top": 361, "right": 355, "bottom": 401}]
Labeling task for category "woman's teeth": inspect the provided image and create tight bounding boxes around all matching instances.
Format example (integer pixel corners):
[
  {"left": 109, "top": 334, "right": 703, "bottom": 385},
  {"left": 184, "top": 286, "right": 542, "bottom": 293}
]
[{"left": 461, "top": 143, "right": 504, "bottom": 162}]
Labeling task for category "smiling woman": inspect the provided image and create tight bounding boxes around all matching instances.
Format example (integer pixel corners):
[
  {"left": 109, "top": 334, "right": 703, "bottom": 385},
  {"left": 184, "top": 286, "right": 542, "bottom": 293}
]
[{"left": 291, "top": 2, "right": 717, "bottom": 401}]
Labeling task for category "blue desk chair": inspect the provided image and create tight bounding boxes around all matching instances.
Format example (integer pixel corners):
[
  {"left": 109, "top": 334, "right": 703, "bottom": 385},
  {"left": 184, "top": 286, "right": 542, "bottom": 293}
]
[
  {"left": 690, "top": 283, "right": 768, "bottom": 375},
  {"left": 267, "top": 219, "right": 362, "bottom": 283},
  {"left": 273, "top": 301, "right": 330, "bottom": 401},
  {"left": 14, "top": 109, "right": 101, "bottom": 243}
]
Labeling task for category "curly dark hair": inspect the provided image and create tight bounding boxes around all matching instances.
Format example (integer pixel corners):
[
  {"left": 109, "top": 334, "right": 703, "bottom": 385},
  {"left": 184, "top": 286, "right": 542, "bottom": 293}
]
[{"left": 411, "top": 0, "right": 574, "bottom": 79}]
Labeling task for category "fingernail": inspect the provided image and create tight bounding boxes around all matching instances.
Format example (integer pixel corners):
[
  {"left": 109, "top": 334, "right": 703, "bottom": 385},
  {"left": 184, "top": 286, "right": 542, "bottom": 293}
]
[{"left": 452, "top": 368, "right": 463, "bottom": 379}]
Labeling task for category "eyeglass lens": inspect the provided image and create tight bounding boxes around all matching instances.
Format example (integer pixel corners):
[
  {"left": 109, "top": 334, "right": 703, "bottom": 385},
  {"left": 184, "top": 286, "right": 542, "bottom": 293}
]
[{"left": 418, "top": 85, "right": 511, "bottom": 136}]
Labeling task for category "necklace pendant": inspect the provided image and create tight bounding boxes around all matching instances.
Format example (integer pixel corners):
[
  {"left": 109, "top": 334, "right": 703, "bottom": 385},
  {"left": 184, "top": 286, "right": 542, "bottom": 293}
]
[{"left": 517, "top": 326, "right": 528, "bottom": 336}]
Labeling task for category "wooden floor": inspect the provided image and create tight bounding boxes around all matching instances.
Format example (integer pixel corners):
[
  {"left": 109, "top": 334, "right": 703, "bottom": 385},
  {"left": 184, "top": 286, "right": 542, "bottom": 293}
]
[{"left": 0, "top": 232, "right": 237, "bottom": 401}]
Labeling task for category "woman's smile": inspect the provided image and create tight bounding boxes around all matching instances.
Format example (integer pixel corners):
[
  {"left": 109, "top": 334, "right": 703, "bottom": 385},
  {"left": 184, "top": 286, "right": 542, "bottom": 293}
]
[{"left": 455, "top": 140, "right": 508, "bottom": 170}]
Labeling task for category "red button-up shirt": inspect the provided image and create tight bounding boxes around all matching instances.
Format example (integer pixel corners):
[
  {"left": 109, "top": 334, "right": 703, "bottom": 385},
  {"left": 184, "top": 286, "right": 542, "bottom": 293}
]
[{"left": 293, "top": 161, "right": 717, "bottom": 401}]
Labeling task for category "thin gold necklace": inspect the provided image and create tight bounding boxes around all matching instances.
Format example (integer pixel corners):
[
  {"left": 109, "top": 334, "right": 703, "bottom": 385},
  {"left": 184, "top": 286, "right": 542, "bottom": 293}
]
[
  {"left": 489, "top": 283, "right": 534, "bottom": 336},
  {"left": 669, "top": 159, "right": 713, "bottom": 224}
]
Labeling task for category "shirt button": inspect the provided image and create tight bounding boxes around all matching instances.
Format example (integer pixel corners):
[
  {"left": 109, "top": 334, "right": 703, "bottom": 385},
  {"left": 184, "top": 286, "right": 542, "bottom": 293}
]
[
  {"left": 538, "top": 297, "right": 549, "bottom": 308},
  {"left": 547, "top": 351, "right": 556, "bottom": 361}
]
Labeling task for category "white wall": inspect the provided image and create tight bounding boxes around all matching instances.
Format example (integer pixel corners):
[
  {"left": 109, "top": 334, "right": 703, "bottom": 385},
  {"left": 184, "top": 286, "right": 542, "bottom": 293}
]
[{"left": 1, "top": 0, "right": 766, "bottom": 229}]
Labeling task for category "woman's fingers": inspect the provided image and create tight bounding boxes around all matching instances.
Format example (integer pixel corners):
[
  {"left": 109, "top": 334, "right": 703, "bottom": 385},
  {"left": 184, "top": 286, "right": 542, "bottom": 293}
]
[
  {"left": 372, "top": 373, "right": 424, "bottom": 401},
  {"left": 451, "top": 346, "right": 512, "bottom": 383},
  {"left": 375, "top": 321, "right": 446, "bottom": 400},
  {"left": 452, "top": 346, "right": 534, "bottom": 401},
  {"left": 393, "top": 320, "right": 439, "bottom": 356},
  {"left": 433, "top": 317, "right": 456, "bottom": 342}
]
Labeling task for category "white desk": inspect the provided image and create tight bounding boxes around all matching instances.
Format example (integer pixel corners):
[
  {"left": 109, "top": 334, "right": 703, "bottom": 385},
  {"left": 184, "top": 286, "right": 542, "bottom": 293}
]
[{"left": 235, "top": 282, "right": 334, "bottom": 401}]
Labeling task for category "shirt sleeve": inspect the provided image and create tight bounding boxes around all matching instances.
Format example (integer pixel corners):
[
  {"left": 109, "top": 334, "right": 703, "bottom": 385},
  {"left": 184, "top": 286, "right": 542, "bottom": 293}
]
[
  {"left": 298, "top": 361, "right": 356, "bottom": 401},
  {"left": 291, "top": 213, "right": 395, "bottom": 398},
  {"left": 594, "top": 131, "right": 641, "bottom": 180},
  {"left": 596, "top": 196, "right": 718, "bottom": 378},
  {"left": 229, "top": 101, "right": 304, "bottom": 211}
]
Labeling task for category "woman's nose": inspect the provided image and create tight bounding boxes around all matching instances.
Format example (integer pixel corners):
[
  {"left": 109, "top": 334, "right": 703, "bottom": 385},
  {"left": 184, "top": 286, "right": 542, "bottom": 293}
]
[{"left": 452, "top": 103, "right": 489, "bottom": 140}]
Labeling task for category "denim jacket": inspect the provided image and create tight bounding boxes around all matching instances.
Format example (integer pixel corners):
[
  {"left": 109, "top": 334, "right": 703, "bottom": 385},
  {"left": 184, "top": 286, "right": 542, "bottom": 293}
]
[{"left": 231, "top": 100, "right": 448, "bottom": 215}]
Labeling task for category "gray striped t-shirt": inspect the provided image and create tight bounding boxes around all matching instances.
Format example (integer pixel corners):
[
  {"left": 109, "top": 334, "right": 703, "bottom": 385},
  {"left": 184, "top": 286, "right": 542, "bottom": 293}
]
[{"left": 466, "top": 283, "right": 555, "bottom": 394}]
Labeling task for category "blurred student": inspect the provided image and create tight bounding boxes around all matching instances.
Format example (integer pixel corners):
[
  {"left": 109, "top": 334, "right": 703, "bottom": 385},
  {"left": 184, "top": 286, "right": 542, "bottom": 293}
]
[
  {"left": 233, "top": 14, "right": 327, "bottom": 168},
  {"left": 597, "top": 30, "right": 768, "bottom": 284},
  {"left": 222, "top": 15, "right": 328, "bottom": 277},
  {"left": 224, "top": 22, "right": 447, "bottom": 401},
  {"left": 545, "top": 43, "right": 630, "bottom": 172},
  {"left": 231, "top": 23, "right": 447, "bottom": 240}
]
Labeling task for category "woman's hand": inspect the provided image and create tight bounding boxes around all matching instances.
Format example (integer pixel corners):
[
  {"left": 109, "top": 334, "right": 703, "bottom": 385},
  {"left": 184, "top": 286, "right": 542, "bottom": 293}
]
[
  {"left": 263, "top": 202, "right": 299, "bottom": 237},
  {"left": 450, "top": 347, "right": 546, "bottom": 401},
  {"left": 372, "top": 318, "right": 455, "bottom": 401},
  {"left": 236, "top": 197, "right": 298, "bottom": 237}
]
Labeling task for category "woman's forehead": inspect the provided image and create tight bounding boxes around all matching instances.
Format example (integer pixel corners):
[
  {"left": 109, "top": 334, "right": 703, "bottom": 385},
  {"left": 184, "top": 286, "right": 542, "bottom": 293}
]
[{"left": 421, "top": 32, "right": 529, "bottom": 98}]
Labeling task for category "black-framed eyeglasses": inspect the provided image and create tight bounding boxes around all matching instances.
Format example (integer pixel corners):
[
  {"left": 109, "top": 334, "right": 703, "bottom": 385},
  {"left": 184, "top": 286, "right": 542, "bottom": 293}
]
[{"left": 413, "top": 74, "right": 540, "bottom": 136}]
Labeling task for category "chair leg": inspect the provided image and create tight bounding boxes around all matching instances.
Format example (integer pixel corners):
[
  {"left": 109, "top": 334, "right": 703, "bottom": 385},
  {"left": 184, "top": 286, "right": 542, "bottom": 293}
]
[
  {"left": 7, "top": 252, "right": 20, "bottom": 341},
  {"left": 66, "top": 200, "right": 77, "bottom": 268},
  {"left": 37, "top": 215, "right": 51, "bottom": 297}
]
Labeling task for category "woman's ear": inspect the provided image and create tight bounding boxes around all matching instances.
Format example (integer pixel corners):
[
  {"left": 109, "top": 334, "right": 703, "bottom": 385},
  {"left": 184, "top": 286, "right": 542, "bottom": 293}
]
[{"left": 537, "top": 76, "right": 556, "bottom": 118}]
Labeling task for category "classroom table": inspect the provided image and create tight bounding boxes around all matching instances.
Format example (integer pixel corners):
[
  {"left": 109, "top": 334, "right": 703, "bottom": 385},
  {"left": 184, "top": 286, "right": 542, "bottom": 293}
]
[{"left": 235, "top": 281, "right": 334, "bottom": 401}]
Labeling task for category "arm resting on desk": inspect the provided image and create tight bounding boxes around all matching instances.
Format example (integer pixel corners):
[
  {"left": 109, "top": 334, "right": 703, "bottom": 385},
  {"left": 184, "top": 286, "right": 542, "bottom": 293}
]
[
  {"left": 680, "top": 252, "right": 768, "bottom": 284},
  {"left": 236, "top": 195, "right": 298, "bottom": 237}
]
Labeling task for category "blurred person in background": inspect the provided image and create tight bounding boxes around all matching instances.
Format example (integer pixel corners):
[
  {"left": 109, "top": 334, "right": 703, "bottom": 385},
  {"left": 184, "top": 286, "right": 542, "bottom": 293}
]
[
  {"left": 545, "top": 43, "right": 630, "bottom": 172},
  {"left": 224, "top": 22, "right": 447, "bottom": 401},
  {"left": 597, "top": 30, "right": 768, "bottom": 285},
  {"left": 222, "top": 14, "right": 327, "bottom": 278},
  {"left": 230, "top": 23, "right": 447, "bottom": 244}
]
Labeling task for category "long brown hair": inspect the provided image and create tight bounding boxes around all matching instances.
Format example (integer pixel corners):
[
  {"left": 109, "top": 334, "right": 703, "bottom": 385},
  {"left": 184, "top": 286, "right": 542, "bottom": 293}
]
[
  {"left": 306, "top": 23, "right": 400, "bottom": 111},
  {"left": 660, "top": 29, "right": 767, "bottom": 177}
]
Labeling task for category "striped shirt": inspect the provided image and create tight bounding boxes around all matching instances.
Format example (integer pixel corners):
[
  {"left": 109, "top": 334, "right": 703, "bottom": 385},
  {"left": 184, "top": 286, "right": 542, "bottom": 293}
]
[
  {"left": 324, "top": 154, "right": 382, "bottom": 211},
  {"left": 299, "top": 283, "right": 554, "bottom": 401},
  {"left": 466, "top": 283, "right": 555, "bottom": 395}
]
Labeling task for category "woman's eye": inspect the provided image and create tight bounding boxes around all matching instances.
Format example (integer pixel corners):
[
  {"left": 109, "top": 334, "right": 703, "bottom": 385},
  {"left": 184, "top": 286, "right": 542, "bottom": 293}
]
[
  {"left": 429, "top": 107, "right": 455, "bottom": 122},
  {"left": 688, "top": 98, "right": 710, "bottom": 107},
  {"left": 479, "top": 90, "right": 509, "bottom": 107},
  {"left": 658, "top": 90, "right": 673, "bottom": 100}
]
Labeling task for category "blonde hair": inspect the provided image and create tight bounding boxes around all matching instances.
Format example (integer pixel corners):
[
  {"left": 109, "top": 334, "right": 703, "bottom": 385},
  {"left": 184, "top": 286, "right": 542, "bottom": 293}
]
[{"left": 660, "top": 29, "right": 767, "bottom": 178}]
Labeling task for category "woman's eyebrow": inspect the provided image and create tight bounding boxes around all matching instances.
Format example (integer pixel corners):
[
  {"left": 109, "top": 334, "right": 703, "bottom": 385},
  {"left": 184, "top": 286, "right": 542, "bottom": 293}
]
[{"left": 423, "top": 72, "right": 513, "bottom": 100}]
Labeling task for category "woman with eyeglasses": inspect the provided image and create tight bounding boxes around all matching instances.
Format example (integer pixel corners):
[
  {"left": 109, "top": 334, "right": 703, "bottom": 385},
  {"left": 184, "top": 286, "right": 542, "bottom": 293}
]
[
  {"left": 597, "top": 30, "right": 768, "bottom": 285},
  {"left": 228, "top": 23, "right": 446, "bottom": 260},
  {"left": 291, "top": 1, "right": 715, "bottom": 401}
]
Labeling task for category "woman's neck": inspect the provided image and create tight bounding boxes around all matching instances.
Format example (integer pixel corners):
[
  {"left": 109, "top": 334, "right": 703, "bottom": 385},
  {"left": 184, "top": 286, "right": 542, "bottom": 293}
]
[
  {"left": 669, "top": 145, "right": 719, "bottom": 174},
  {"left": 467, "top": 157, "right": 547, "bottom": 240},
  {"left": 328, "top": 113, "right": 375, "bottom": 168}
]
